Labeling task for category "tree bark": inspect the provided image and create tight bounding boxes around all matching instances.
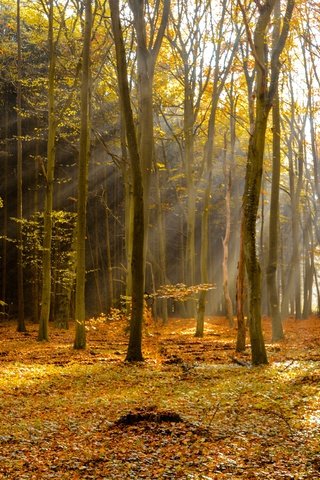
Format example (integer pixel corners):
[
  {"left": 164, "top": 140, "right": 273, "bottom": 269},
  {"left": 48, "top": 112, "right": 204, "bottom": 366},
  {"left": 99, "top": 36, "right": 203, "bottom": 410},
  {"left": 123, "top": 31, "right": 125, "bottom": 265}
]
[
  {"left": 266, "top": 0, "right": 284, "bottom": 342},
  {"left": 109, "top": 0, "right": 145, "bottom": 362},
  {"left": 74, "top": 0, "right": 92, "bottom": 350},
  {"left": 38, "top": 0, "right": 56, "bottom": 341},
  {"left": 222, "top": 153, "right": 234, "bottom": 328},
  {"left": 129, "top": 0, "right": 170, "bottom": 287},
  {"left": 236, "top": 217, "right": 246, "bottom": 352},
  {"left": 239, "top": 0, "right": 295, "bottom": 365},
  {"left": 16, "top": 0, "right": 26, "bottom": 332}
]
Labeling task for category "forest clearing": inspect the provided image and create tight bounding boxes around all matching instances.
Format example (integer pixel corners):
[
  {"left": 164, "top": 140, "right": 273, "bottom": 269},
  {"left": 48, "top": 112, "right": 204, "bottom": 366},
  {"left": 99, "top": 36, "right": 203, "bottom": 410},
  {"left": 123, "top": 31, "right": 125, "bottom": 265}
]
[
  {"left": 1, "top": 0, "right": 320, "bottom": 476},
  {"left": 1, "top": 315, "right": 320, "bottom": 479}
]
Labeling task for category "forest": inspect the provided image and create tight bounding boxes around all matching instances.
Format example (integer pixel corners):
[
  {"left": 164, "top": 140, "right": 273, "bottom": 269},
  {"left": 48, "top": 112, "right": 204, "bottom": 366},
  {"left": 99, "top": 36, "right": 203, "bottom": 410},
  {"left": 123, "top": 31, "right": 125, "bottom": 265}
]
[{"left": 0, "top": 0, "right": 320, "bottom": 478}]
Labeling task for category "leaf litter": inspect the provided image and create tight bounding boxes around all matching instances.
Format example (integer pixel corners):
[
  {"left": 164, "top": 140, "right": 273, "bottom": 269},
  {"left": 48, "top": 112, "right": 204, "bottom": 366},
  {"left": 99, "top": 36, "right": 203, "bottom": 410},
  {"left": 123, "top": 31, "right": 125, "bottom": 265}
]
[{"left": 0, "top": 315, "right": 319, "bottom": 478}]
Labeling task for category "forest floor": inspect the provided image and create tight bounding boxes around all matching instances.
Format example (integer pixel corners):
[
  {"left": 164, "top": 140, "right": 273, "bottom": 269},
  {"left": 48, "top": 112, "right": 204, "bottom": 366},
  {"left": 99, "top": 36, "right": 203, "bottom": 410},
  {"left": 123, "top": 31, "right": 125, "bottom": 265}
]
[{"left": 0, "top": 314, "right": 320, "bottom": 479}]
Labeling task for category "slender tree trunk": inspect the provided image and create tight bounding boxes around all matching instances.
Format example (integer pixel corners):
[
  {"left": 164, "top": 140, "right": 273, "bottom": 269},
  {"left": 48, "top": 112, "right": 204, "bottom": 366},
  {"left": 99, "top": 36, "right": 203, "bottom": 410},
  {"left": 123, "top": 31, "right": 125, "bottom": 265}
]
[
  {"left": 286, "top": 134, "right": 303, "bottom": 319},
  {"left": 195, "top": 173, "right": 210, "bottom": 337},
  {"left": 196, "top": 0, "right": 237, "bottom": 334},
  {"left": 2, "top": 102, "right": 9, "bottom": 317},
  {"left": 302, "top": 215, "right": 313, "bottom": 318},
  {"left": 38, "top": 0, "right": 56, "bottom": 341},
  {"left": 184, "top": 87, "right": 196, "bottom": 304},
  {"left": 239, "top": 0, "right": 294, "bottom": 364},
  {"left": 121, "top": 117, "right": 134, "bottom": 313},
  {"left": 110, "top": 0, "right": 145, "bottom": 362},
  {"left": 222, "top": 159, "right": 234, "bottom": 328},
  {"left": 236, "top": 38, "right": 254, "bottom": 337},
  {"left": 267, "top": 99, "right": 284, "bottom": 338},
  {"left": 16, "top": 0, "right": 26, "bottom": 332},
  {"left": 31, "top": 138, "right": 40, "bottom": 323},
  {"left": 267, "top": 0, "right": 284, "bottom": 341},
  {"left": 124, "top": 175, "right": 134, "bottom": 312},
  {"left": 104, "top": 193, "right": 114, "bottom": 311},
  {"left": 129, "top": 0, "right": 170, "bottom": 289},
  {"left": 236, "top": 217, "right": 246, "bottom": 352},
  {"left": 74, "top": 0, "right": 92, "bottom": 350},
  {"left": 154, "top": 161, "right": 168, "bottom": 324}
]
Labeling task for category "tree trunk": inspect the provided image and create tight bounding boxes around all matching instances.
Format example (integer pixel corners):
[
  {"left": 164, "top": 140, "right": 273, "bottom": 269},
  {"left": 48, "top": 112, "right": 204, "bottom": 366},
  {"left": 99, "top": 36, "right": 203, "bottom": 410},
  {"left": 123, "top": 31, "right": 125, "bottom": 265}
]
[
  {"left": 110, "top": 0, "right": 145, "bottom": 362},
  {"left": 129, "top": 0, "right": 170, "bottom": 289},
  {"left": 2, "top": 101, "right": 9, "bottom": 318},
  {"left": 195, "top": 174, "right": 211, "bottom": 337},
  {"left": 16, "top": 0, "right": 26, "bottom": 332},
  {"left": 302, "top": 214, "right": 313, "bottom": 318},
  {"left": 243, "top": 113, "right": 269, "bottom": 365},
  {"left": 267, "top": 0, "right": 284, "bottom": 341},
  {"left": 267, "top": 90, "right": 284, "bottom": 339},
  {"left": 104, "top": 194, "right": 114, "bottom": 311},
  {"left": 222, "top": 136, "right": 234, "bottom": 328},
  {"left": 239, "top": 0, "right": 294, "bottom": 365},
  {"left": 236, "top": 217, "right": 246, "bottom": 352},
  {"left": 154, "top": 160, "right": 168, "bottom": 324},
  {"left": 196, "top": 0, "right": 236, "bottom": 333},
  {"left": 74, "top": 0, "right": 92, "bottom": 350},
  {"left": 38, "top": 0, "right": 56, "bottom": 341}
]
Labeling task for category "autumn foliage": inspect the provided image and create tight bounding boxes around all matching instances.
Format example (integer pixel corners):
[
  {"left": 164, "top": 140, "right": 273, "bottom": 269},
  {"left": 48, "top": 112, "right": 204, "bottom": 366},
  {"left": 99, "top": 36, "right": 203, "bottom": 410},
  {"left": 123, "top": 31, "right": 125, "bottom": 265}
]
[{"left": 0, "top": 315, "right": 319, "bottom": 478}]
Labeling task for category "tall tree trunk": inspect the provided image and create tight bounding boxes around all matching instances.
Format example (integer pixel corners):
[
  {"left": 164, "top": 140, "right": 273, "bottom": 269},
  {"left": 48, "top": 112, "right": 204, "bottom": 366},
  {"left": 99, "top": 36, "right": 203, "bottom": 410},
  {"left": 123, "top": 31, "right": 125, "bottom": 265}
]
[
  {"left": 267, "top": 84, "right": 284, "bottom": 340},
  {"left": 195, "top": 174, "right": 211, "bottom": 337},
  {"left": 238, "top": 0, "right": 295, "bottom": 365},
  {"left": 16, "top": 0, "right": 26, "bottom": 332},
  {"left": 38, "top": 0, "right": 56, "bottom": 341},
  {"left": 267, "top": 0, "right": 284, "bottom": 342},
  {"left": 2, "top": 101, "right": 9, "bottom": 317},
  {"left": 185, "top": 89, "right": 196, "bottom": 315},
  {"left": 154, "top": 160, "right": 168, "bottom": 324},
  {"left": 110, "top": 0, "right": 145, "bottom": 362},
  {"left": 105, "top": 196, "right": 114, "bottom": 312},
  {"left": 74, "top": 0, "right": 92, "bottom": 350},
  {"left": 129, "top": 0, "right": 170, "bottom": 286},
  {"left": 236, "top": 217, "right": 246, "bottom": 352},
  {"left": 196, "top": 0, "right": 238, "bottom": 334},
  {"left": 222, "top": 139, "right": 234, "bottom": 327},
  {"left": 121, "top": 116, "right": 134, "bottom": 313},
  {"left": 236, "top": 35, "right": 254, "bottom": 338},
  {"left": 302, "top": 213, "right": 313, "bottom": 318},
  {"left": 243, "top": 113, "right": 269, "bottom": 365}
]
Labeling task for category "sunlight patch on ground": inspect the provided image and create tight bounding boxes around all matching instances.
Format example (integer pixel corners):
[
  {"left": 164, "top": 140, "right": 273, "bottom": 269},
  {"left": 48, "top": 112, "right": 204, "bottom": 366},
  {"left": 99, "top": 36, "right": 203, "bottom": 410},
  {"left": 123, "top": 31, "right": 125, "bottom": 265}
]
[
  {"left": 175, "top": 322, "right": 221, "bottom": 336},
  {"left": 307, "top": 411, "right": 320, "bottom": 426}
]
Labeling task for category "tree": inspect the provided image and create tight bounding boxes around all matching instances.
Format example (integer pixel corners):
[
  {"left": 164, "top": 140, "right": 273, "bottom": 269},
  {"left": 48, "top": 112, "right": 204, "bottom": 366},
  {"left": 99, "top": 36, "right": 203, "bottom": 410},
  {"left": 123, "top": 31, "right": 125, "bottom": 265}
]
[
  {"left": 128, "top": 0, "right": 170, "bottom": 289},
  {"left": 109, "top": 0, "right": 145, "bottom": 362},
  {"left": 38, "top": 0, "right": 57, "bottom": 341},
  {"left": 74, "top": 0, "right": 92, "bottom": 350},
  {"left": 238, "top": 0, "right": 295, "bottom": 365},
  {"left": 167, "top": 0, "right": 213, "bottom": 319},
  {"left": 266, "top": 0, "right": 284, "bottom": 342},
  {"left": 222, "top": 134, "right": 234, "bottom": 327},
  {"left": 196, "top": 0, "right": 239, "bottom": 335},
  {"left": 16, "top": 0, "right": 26, "bottom": 332}
]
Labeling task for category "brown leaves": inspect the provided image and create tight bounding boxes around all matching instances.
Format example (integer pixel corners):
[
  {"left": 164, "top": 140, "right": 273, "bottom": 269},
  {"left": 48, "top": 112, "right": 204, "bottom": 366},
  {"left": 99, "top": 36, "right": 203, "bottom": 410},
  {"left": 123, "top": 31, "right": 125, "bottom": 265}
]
[{"left": 0, "top": 316, "right": 320, "bottom": 478}]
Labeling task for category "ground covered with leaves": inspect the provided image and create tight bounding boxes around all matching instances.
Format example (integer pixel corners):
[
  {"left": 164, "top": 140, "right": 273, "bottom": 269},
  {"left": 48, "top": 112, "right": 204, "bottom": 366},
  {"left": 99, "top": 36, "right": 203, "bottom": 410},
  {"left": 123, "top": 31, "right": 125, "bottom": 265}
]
[{"left": 0, "top": 315, "right": 320, "bottom": 479}]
